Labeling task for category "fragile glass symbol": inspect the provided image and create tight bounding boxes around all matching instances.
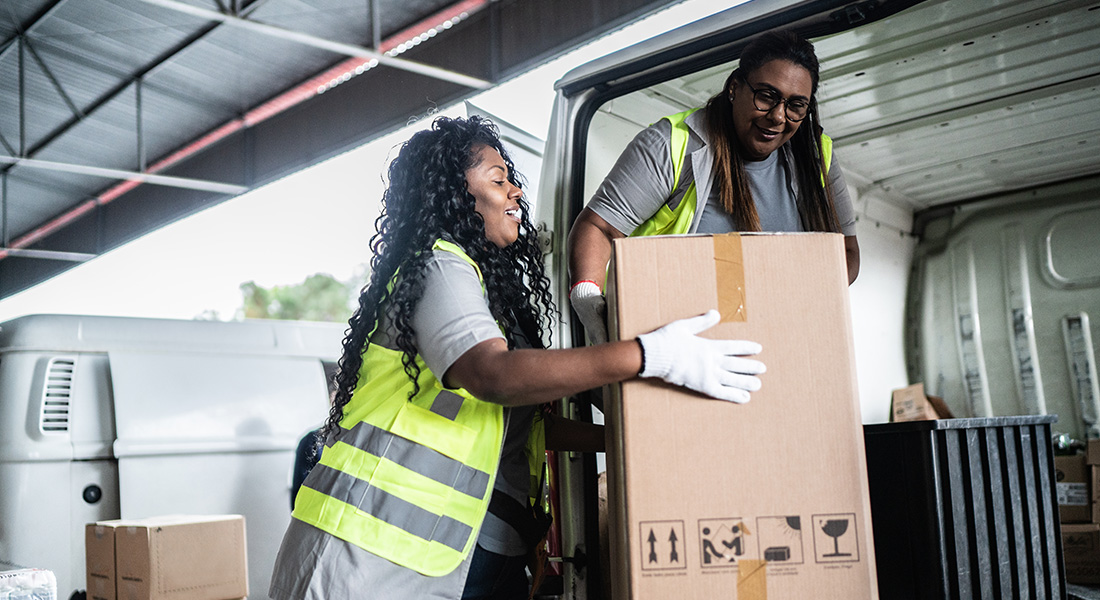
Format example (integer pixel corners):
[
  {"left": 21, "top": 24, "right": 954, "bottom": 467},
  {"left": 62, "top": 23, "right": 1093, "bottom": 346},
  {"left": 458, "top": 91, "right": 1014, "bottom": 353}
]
[{"left": 821, "top": 519, "right": 851, "bottom": 557}]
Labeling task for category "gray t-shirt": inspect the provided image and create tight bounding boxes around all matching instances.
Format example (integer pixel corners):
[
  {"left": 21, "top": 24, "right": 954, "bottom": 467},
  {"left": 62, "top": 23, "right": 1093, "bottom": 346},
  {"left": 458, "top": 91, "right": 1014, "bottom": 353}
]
[
  {"left": 696, "top": 147, "right": 804, "bottom": 233},
  {"left": 375, "top": 248, "right": 534, "bottom": 557},
  {"left": 588, "top": 117, "right": 856, "bottom": 236}
]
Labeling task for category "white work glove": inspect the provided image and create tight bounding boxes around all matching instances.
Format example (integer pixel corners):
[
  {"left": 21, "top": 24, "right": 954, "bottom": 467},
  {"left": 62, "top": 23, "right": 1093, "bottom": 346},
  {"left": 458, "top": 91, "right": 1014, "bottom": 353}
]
[
  {"left": 636, "top": 309, "right": 765, "bottom": 404},
  {"left": 570, "top": 280, "right": 608, "bottom": 345}
]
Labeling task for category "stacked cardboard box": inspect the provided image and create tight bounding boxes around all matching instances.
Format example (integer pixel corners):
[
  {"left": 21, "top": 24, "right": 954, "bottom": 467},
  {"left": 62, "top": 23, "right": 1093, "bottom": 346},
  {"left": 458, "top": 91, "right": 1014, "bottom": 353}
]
[
  {"left": 85, "top": 515, "right": 247, "bottom": 600},
  {"left": 604, "top": 233, "right": 877, "bottom": 599},
  {"left": 1061, "top": 442, "right": 1100, "bottom": 584},
  {"left": 888, "top": 383, "right": 953, "bottom": 422},
  {"left": 1057, "top": 453, "right": 1090, "bottom": 523}
]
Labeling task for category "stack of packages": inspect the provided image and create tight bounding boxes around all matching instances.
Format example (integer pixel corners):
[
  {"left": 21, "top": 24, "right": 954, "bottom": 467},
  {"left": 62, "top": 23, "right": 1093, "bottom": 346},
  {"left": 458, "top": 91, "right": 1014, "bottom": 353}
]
[
  {"left": 1058, "top": 441, "right": 1100, "bottom": 585},
  {"left": 0, "top": 569, "right": 56, "bottom": 600},
  {"left": 85, "top": 515, "right": 247, "bottom": 600}
]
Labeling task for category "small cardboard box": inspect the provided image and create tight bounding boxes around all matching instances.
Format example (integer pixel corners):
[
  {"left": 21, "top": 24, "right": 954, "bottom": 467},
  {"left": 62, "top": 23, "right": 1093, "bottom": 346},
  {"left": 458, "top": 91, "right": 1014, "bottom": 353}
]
[
  {"left": 889, "top": 383, "right": 954, "bottom": 422},
  {"left": 1063, "top": 523, "right": 1100, "bottom": 585},
  {"left": 86, "top": 515, "right": 247, "bottom": 600},
  {"left": 890, "top": 383, "right": 938, "bottom": 421},
  {"left": 1055, "top": 454, "right": 1090, "bottom": 523},
  {"left": 605, "top": 233, "right": 878, "bottom": 599},
  {"left": 86, "top": 522, "right": 121, "bottom": 600},
  {"left": 1086, "top": 439, "right": 1100, "bottom": 466}
]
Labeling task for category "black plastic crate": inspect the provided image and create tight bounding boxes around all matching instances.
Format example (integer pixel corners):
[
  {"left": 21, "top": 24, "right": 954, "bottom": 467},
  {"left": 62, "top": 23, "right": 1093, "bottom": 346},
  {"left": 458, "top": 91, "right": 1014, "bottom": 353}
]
[{"left": 864, "top": 416, "right": 1066, "bottom": 600}]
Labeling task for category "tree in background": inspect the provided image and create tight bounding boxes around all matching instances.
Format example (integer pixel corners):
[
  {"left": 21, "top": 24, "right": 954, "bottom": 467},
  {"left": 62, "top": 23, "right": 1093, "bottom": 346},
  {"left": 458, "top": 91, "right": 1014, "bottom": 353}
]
[{"left": 239, "top": 272, "right": 359, "bottom": 322}]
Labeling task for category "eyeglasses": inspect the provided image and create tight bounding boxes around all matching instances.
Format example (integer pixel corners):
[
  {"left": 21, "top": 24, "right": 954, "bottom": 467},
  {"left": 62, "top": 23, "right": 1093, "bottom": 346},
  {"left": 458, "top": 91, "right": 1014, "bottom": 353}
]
[{"left": 743, "top": 81, "right": 811, "bottom": 122}]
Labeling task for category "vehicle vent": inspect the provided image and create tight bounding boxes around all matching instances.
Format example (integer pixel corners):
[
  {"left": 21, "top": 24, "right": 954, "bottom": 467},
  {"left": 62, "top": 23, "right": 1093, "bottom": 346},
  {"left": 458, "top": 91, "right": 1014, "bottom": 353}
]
[{"left": 40, "top": 357, "right": 75, "bottom": 434}]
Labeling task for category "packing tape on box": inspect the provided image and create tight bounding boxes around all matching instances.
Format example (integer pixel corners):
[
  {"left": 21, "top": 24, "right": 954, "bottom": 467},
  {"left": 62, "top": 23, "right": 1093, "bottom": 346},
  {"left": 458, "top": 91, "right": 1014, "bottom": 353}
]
[
  {"left": 737, "top": 559, "right": 767, "bottom": 599},
  {"left": 713, "top": 234, "right": 747, "bottom": 322}
]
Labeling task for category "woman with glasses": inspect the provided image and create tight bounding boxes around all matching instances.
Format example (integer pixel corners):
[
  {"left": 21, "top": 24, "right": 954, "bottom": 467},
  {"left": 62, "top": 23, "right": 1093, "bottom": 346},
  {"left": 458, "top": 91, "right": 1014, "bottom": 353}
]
[{"left": 567, "top": 30, "right": 859, "bottom": 344}]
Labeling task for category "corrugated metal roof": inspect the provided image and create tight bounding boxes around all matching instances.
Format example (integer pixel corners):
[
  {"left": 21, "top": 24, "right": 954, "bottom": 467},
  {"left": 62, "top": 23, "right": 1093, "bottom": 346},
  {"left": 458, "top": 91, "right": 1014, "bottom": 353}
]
[
  {"left": 0, "top": 0, "right": 680, "bottom": 299},
  {"left": 0, "top": 0, "right": 469, "bottom": 247}
]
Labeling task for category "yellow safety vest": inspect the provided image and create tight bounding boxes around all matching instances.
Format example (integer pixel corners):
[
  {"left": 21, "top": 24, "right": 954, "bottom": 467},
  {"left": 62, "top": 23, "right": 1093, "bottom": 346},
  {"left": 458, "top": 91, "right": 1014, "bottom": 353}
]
[
  {"left": 292, "top": 239, "right": 546, "bottom": 577},
  {"left": 631, "top": 108, "right": 833, "bottom": 237}
]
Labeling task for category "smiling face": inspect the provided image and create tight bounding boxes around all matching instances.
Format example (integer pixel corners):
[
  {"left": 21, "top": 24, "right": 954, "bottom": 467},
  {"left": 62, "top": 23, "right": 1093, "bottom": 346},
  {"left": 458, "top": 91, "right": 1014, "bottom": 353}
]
[
  {"left": 730, "top": 59, "right": 814, "bottom": 161},
  {"left": 466, "top": 144, "right": 523, "bottom": 248}
]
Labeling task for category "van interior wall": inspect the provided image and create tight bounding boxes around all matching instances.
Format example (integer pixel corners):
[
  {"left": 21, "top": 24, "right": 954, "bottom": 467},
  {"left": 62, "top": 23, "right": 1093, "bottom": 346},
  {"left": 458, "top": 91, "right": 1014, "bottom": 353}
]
[
  {"left": 848, "top": 192, "right": 916, "bottom": 423},
  {"left": 910, "top": 176, "right": 1100, "bottom": 440}
]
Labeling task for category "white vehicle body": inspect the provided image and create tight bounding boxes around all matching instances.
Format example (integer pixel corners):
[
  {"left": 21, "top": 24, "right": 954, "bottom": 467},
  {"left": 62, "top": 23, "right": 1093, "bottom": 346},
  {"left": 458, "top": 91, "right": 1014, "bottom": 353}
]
[
  {"left": 535, "top": 0, "right": 1099, "bottom": 596},
  {"left": 0, "top": 314, "right": 343, "bottom": 598}
]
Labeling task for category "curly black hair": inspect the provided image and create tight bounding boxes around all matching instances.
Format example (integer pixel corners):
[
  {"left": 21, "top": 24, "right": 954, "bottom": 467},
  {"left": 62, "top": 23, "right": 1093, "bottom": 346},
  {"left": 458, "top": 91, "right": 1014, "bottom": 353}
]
[{"left": 318, "top": 116, "right": 555, "bottom": 449}]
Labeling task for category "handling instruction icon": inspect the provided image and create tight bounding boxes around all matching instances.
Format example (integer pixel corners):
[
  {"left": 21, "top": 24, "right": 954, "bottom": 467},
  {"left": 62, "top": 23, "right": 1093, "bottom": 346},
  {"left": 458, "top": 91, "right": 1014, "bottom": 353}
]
[
  {"left": 755, "top": 515, "right": 804, "bottom": 564},
  {"left": 821, "top": 520, "right": 849, "bottom": 557},
  {"left": 639, "top": 520, "right": 686, "bottom": 571},
  {"left": 812, "top": 513, "right": 859, "bottom": 563},
  {"left": 699, "top": 517, "right": 753, "bottom": 567}
]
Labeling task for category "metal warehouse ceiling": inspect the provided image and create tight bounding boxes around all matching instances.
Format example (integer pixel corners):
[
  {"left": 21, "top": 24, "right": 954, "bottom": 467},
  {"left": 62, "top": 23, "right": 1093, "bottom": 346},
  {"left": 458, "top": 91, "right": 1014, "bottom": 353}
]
[{"left": 0, "top": 0, "right": 678, "bottom": 300}]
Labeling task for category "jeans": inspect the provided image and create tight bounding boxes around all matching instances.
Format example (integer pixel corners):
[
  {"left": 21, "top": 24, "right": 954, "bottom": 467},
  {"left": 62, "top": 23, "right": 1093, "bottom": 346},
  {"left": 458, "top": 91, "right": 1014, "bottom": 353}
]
[{"left": 461, "top": 544, "right": 529, "bottom": 600}]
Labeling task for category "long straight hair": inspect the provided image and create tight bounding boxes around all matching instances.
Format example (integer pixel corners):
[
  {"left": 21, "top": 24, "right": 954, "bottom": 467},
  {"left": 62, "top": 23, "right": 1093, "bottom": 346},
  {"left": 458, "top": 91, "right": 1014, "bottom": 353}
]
[{"left": 703, "top": 30, "right": 841, "bottom": 233}]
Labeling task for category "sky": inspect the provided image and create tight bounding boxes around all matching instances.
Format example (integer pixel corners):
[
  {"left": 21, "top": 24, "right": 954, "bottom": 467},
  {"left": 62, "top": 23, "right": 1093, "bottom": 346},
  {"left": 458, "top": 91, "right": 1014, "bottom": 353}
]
[{"left": 0, "top": 0, "right": 737, "bottom": 323}]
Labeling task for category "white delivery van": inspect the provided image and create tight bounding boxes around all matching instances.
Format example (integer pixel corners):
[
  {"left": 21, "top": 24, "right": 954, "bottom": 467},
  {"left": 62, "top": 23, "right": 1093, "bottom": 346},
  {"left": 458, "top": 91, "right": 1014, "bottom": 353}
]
[
  {"left": 0, "top": 314, "right": 343, "bottom": 599},
  {"left": 535, "top": 0, "right": 1099, "bottom": 597}
]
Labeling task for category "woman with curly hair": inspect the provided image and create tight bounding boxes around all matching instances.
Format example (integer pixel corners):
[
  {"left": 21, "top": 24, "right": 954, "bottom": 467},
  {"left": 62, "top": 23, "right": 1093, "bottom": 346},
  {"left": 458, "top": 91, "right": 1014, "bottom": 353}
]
[{"left": 269, "top": 116, "right": 764, "bottom": 600}]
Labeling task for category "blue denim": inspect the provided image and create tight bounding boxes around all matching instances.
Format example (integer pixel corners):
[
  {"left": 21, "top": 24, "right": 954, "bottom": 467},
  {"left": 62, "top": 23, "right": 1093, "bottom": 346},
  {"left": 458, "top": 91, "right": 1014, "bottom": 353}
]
[{"left": 461, "top": 544, "right": 529, "bottom": 600}]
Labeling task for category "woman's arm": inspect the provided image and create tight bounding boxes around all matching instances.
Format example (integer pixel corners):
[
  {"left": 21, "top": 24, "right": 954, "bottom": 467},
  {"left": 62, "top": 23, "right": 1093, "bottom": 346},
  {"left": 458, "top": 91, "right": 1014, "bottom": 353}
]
[
  {"left": 445, "top": 310, "right": 765, "bottom": 408},
  {"left": 825, "top": 153, "right": 860, "bottom": 285},
  {"left": 567, "top": 208, "right": 622, "bottom": 344},
  {"left": 566, "top": 124, "right": 676, "bottom": 343},
  {"left": 444, "top": 337, "right": 642, "bottom": 407},
  {"left": 567, "top": 208, "right": 625, "bottom": 287}
]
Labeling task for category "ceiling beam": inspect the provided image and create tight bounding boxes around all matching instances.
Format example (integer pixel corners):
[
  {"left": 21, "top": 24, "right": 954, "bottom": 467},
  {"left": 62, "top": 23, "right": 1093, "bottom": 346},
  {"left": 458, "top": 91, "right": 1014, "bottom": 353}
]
[
  {"left": 0, "top": 248, "right": 95, "bottom": 262},
  {"left": 0, "top": 0, "right": 71, "bottom": 63},
  {"left": 0, "top": 156, "right": 248, "bottom": 194},
  {"left": 135, "top": 0, "right": 492, "bottom": 89}
]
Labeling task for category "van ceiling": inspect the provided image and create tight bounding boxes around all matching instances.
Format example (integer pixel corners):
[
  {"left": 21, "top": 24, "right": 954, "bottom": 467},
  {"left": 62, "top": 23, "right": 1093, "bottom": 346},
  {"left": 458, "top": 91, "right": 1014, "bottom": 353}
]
[
  {"left": 0, "top": 0, "right": 678, "bottom": 302},
  {"left": 815, "top": 0, "right": 1100, "bottom": 214}
]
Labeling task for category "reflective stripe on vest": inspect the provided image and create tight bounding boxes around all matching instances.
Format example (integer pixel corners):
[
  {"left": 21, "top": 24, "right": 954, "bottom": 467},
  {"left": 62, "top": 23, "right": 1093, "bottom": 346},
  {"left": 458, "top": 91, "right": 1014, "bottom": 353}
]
[
  {"left": 632, "top": 108, "right": 833, "bottom": 237},
  {"left": 292, "top": 240, "right": 505, "bottom": 577}
]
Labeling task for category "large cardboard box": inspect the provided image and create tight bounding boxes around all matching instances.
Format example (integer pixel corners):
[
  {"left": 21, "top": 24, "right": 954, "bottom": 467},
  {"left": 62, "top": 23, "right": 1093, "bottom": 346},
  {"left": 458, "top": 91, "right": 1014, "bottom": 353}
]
[
  {"left": 605, "top": 233, "right": 877, "bottom": 599},
  {"left": 1054, "top": 454, "right": 1090, "bottom": 523},
  {"left": 1063, "top": 523, "right": 1100, "bottom": 585},
  {"left": 86, "top": 515, "right": 247, "bottom": 600}
]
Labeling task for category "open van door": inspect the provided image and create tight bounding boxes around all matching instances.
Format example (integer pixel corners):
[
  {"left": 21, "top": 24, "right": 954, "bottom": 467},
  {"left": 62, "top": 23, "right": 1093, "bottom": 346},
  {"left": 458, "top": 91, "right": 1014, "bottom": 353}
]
[{"left": 537, "top": 0, "right": 1100, "bottom": 597}]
